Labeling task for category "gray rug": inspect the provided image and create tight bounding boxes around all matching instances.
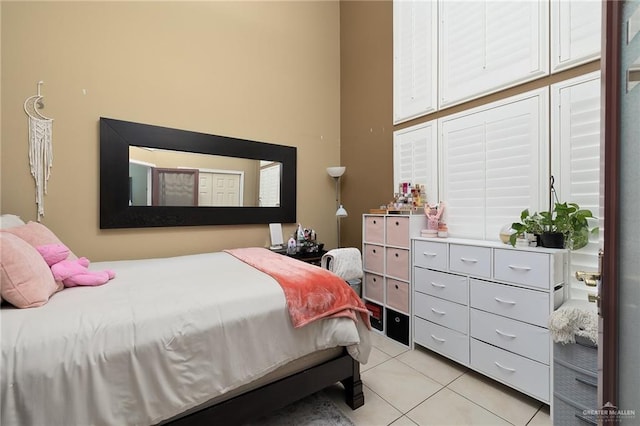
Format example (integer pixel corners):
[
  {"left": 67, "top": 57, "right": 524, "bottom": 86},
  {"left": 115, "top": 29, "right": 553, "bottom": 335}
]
[{"left": 243, "top": 391, "right": 355, "bottom": 426}]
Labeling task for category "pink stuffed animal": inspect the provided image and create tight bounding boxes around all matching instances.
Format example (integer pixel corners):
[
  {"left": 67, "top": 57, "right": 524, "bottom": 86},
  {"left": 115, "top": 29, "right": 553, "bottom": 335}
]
[{"left": 36, "top": 243, "right": 115, "bottom": 287}]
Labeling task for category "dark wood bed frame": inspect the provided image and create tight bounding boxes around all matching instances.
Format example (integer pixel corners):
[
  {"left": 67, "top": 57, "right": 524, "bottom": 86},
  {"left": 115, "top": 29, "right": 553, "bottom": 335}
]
[{"left": 167, "top": 349, "right": 363, "bottom": 425}]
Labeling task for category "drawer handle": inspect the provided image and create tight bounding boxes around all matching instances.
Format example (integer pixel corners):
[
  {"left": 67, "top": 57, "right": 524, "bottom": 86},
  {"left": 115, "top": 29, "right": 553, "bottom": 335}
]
[
  {"left": 395, "top": 253, "right": 399, "bottom": 258},
  {"left": 508, "top": 264, "right": 532, "bottom": 272},
  {"left": 575, "top": 376, "right": 598, "bottom": 388},
  {"left": 431, "top": 308, "right": 446, "bottom": 315},
  {"left": 394, "top": 317, "right": 400, "bottom": 323},
  {"left": 395, "top": 221, "right": 400, "bottom": 226},
  {"left": 460, "top": 257, "right": 478, "bottom": 263},
  {"left": 574, "top": 413, "right": 597, "bottom": 425},
  {"left": 373, "top": 220, "right": 377, "bottom": 224},
  {"left": 494, "top": 297, "right": 517, "bottom": 305},
  {"left": 494, "top": 361, "right": 516, "bottom": 373},
  {"left": 430, "top": 334, "right": 446, "bottom": 343},
  {"left": 430, "top": 282, "right": 446, "bottom": 288},
  {"left": 395, "top": 284, "right": 399, "bottom": 289},
  {"left": 372, "top": 249, "right": 376, "bottom": 254},
  {"left": 495, "top": 329, "right": 517, "bottom": 339},
  {"left": 372, "top": 277, "right": 377, "bottom": 282},
  {"left": 423, "top": 252, "right": 437, "bottom": 257}
]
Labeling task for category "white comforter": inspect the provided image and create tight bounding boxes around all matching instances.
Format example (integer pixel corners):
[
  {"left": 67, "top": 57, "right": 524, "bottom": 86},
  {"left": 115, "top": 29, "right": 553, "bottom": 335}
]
[{"left": 1, "top": 252, "right": 370, "bottom": 426}]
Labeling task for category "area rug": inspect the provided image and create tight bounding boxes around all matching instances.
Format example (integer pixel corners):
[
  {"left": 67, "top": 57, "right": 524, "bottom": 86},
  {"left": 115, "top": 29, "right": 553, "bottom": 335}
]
[{"left": 243, "top": 391, "right": 355, "bottom": 426}]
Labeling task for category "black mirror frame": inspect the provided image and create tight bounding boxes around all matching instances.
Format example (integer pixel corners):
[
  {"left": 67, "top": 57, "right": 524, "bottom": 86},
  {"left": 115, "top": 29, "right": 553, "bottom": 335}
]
[{"left": 100, "top": 118, "right": 297, "bottom": 229}]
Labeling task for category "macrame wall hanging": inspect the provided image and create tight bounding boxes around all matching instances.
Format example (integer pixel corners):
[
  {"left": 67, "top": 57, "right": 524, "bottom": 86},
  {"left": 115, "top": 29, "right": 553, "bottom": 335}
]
[{"left": 23, "top": 81, "right": 53, "bottom": 221}]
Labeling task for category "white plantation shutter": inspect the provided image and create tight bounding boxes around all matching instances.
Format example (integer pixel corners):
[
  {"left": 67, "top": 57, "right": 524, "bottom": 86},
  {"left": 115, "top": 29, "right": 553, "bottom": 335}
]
[
  {"left": 551, "top": 0, "right": 601, "bottom": 72},
  {"left": 551, "top": 72, "right": 601, "bottom": 291},
  {"left": 393, "top": 0, "right": 437, "bottom": 124},
  {"left": 393, "top": 121, "right": 438, "bottom": 204},
  {"left": 440, "top": 89, "right": 548, "bottom": 240},
  {"left": 439, "top": 0, "right": 548, "bottom": 108}
]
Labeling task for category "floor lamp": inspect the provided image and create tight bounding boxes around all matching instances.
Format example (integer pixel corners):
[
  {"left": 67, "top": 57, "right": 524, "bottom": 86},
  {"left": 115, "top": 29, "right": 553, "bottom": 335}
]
[{"left": 327, "top": 166, "right": 348, "bottom": 248}]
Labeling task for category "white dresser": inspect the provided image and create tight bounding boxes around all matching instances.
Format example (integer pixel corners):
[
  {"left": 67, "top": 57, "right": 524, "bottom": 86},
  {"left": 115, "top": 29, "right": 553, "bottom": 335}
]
[
  {"left": 412, "top": 237, "right": 567, "bottom": 404},
  {"left": 362, "top": 214, "right": 426, "bottom": 345}
]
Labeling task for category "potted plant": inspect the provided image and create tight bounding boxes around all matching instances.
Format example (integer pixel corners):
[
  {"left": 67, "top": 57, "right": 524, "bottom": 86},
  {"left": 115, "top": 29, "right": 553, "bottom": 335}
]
[
  {"left": 539, "top": 202, "right": 598, "bottom": 250},
  {"left": 509, "top": 209, "right": 544, "bottom": 247}
]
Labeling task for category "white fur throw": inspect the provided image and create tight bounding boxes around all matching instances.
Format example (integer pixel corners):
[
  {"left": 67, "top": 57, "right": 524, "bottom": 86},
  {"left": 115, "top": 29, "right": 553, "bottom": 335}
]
[
  {"left": 548, "top": 298, "right": 598, "bottom": 345},
  {"left": 321, "top": 248, "right": 363, "bottom": 282}
]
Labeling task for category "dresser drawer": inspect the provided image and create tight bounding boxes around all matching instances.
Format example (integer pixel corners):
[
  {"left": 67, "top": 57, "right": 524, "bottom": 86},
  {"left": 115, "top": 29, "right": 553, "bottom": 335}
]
[
  {"left": 386, "top": 247, "right": 409, "bottom": 281},
  {"left": 554, "top": 360, "right": 598, "bottom": 409},
  {"left": 363, "top": 272, "right": 384, "bottom": 303},
  {"left": 470, "top": 279, "right": 550, "bottom": 327},
  {"left": 386, "top": 278, "right": 409, "bottom": 313},
  {"left": 413, "top": 240, "right": 448, "bottom": 271},
  {"left": 470, "top": 309, "right": 549, "bottom": 364},
  {"left": 363, "top": 244, "right": 384, "bottom": 274},
  {"left": 554, "top": 339, "right": 597, "bottom": 374},
  {"left": 415, "top": 318, "right": 469, "bottom": 365},
  {"left": 471, "top": 339, "right": 549, "bottom": 403},
  {"left": 494, "top": 249, "right": 551, "bottom": 290},
  {"left": 553, "top": 394, "right": 598, "bottom": 425},
  {"left": 415, "top": 293, "right": 468, "bottom": 334},
  {"left": 414, "top": 268, "right": 468, "bottom": 305},
  {"left": 449, "top": 244, "right": 491, "bottom": 278},
  {"left": 364, "top": 216, "right": 384, "bottom": 244},
  {"left": 385, "top": 216, "right": 410, "bottom": 247}
]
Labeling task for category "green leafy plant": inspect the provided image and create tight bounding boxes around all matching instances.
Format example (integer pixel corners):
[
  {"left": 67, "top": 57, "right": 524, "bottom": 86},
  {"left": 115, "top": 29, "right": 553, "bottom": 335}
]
[
  {"left": 539, "top": 202, "right": 598, "bottom": 250},
  {"left": 509, "top": 209, "right": 544, "bottom": 247},
  {"left": 510, "top": 202, "right": 598, "bottom": 249}
]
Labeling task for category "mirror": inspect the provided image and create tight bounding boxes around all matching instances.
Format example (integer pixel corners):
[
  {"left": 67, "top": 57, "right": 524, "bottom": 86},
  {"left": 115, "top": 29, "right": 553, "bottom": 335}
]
[
  {"left": 100, "top": 118, "right": 296, "bottom": 228},
  {"left": 128, "top": 147, "right": 282, "bottom": 207}
]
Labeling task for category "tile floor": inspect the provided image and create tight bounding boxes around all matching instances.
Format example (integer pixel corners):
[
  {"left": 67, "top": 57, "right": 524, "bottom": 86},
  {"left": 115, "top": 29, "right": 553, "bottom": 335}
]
[{"left": 323, "top": 333, "right": 551, "bottom": 426}]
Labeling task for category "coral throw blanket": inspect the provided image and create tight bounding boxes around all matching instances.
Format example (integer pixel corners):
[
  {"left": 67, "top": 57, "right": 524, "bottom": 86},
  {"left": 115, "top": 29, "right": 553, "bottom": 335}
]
[{"left": 225, "top": 247, "right": 371, "bottom": 330}]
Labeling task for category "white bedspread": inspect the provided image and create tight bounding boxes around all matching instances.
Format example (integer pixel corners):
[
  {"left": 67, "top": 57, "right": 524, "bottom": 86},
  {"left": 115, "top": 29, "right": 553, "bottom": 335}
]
[{"left": 1, "top": 252, "right": 370, "bottom": 426}]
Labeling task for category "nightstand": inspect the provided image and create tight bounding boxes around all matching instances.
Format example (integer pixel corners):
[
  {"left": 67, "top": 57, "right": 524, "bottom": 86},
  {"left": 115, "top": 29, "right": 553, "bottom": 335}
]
[{"left": 286, "top": 250, "right": 328, "bottom": 266}]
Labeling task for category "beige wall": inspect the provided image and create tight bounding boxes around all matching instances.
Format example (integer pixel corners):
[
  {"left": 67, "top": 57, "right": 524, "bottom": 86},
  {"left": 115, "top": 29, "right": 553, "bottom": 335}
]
[
  {"left": 338, "top": 0, "right": 600, "bottom": 249},
  {"left": 1, "top": 1, "right": 342, "bottom": 260},
  {"left": 340, "top": 0, "right": 394, "bottom": 249}
]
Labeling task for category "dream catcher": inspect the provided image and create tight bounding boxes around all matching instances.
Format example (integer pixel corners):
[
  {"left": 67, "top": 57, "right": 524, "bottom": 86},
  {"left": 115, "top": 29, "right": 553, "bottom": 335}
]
[{"left": 23, "top": 81, "right": 53, "bottom": 221}]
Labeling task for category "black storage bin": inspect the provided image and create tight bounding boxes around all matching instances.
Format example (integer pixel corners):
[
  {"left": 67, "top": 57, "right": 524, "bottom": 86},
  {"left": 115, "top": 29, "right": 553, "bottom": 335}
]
[
  {"left": 365, "top": 301, "right": 383, "bottom": 331},
  {"left": 385, "top": 308, "right": 409, "bottom": 345}
]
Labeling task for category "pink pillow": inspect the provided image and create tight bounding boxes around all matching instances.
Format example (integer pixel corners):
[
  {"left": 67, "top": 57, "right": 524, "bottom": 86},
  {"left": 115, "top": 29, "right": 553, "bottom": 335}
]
[
  {"left": 0, "top": 233, "right": 62, "bottom": 308},
  {"left": 2, "top": 222, "right": 77, "bottom": 260}
]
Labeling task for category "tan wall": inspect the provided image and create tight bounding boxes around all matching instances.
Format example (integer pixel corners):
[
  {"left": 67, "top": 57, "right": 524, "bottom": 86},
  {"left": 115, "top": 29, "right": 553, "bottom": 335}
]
[
  {"left": 338, "top": 0, "right": 600, "bottom": 249},
  {"left": 340, "top": 0, "right": 394, "bottom": 249},
  {"left": 1, "top": 1, "right": 342, "bottom": 260}
]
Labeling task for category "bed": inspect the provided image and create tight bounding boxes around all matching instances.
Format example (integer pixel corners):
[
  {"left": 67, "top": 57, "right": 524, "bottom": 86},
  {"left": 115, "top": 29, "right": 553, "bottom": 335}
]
[{"left": 1, "top": 242, "right": 371, "bottom": 426}]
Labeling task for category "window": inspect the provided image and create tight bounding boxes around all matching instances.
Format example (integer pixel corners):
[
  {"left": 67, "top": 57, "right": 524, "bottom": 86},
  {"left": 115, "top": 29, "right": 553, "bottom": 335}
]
[
  {"left": 551, "top": 0, "right": 601, "bottom": 72},
  {"left": 439, "top": 0, "right": 548, "bottom": 108},
  {"left": 393, "top": 121, "right": 438, "bottom": 204},
  {"left": 439, "top": 89, "right": 548, "bottom": 240},
  {"left": 393, "top": 0, "right": 438, "bottom": 123},
  {"left": 551, "top": 72, "right": 602, "bottom": 291}
]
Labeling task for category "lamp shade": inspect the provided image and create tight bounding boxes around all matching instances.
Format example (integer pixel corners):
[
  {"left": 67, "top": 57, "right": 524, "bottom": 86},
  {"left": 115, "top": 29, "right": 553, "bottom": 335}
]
[
  {"left": 336, "top": 205, "right": 348, "bottom": 217},
  {"left": 326, "top": 166, "right": 346, "bottom": 178}
]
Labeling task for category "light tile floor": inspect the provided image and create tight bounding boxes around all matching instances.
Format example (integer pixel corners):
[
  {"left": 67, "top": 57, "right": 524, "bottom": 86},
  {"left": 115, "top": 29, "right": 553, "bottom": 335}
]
[{"left": 324, "top": 333, "right": 551, "bottom": 426}]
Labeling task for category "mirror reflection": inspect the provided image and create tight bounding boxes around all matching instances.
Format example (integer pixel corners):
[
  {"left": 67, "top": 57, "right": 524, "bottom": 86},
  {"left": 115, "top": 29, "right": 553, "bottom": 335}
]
[
  {"left": 628, "top": 58, "right": 640, "bottom": 93},
  {"left": 129, "top": 147, "right": 281, "bottom": 207}
]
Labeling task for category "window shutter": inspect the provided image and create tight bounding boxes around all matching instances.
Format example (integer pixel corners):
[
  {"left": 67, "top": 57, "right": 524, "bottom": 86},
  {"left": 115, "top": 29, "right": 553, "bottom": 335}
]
[
  {"left": 439, "top": 0, "right": 548, "bottom": 108},
  {"left": 551, "top": 0, "right": 601, "bottom": 72},
  {"left": 393, "top": 121, "right": 438, "bottom": 204},
  {"left": 551, "top": 73, "right": 601, "bottom": 290},
  {"left": 440, "top": 90, "right": 548, "bottom": 240},
  {"left": 393, "top": 0, "right": 437, "bottom": 123}
]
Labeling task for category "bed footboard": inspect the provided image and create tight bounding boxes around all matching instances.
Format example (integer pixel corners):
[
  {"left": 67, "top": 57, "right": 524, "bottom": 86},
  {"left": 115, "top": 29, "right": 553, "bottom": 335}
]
[{"left": 167, "top": 349, "right": 362, "bottom": 426}]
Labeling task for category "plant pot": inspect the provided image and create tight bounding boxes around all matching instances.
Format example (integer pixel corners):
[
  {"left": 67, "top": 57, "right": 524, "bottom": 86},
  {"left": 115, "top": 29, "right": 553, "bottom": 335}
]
[{"left": 540, "top": 232, "right": 565, "bottom": 248}]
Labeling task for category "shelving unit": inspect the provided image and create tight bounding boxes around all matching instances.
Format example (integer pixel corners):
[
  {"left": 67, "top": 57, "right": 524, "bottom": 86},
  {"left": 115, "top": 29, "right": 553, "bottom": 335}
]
[{"left": 362, "top": 214, "right": 426, "bottom": 345}]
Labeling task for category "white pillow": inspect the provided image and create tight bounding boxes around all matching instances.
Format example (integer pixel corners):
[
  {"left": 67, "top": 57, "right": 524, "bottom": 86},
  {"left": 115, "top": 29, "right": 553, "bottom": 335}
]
[{"left": 0, "top": 214, "right": 26, "bottom": 229}]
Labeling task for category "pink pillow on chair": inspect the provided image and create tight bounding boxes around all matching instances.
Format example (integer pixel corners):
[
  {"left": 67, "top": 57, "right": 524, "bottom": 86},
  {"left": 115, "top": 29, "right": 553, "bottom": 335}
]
[{"left": 0, "top": 233, "right": 62, "bottom": 308}]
